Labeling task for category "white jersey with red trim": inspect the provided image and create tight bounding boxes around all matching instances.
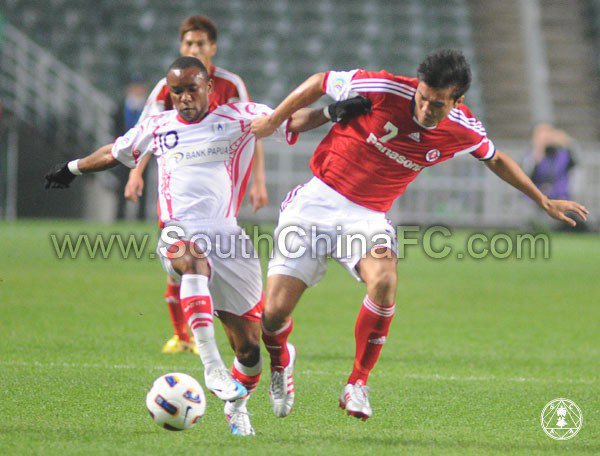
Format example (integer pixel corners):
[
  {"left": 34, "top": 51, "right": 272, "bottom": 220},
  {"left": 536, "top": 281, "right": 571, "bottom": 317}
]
[
  {"left": 311, "top": 69, "right": 496, "bottom": 212},
  {"left": 112, "top": 102, "right": 288, "bottom": 225}
]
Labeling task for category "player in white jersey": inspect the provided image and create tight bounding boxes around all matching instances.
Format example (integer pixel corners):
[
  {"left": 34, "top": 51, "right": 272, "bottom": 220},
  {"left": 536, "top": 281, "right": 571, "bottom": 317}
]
[
  {"left": 123, "top": 15, "right": 269, "bottom": 356},
  {"left": 45, "top": 56, "right": 372, "bottom": 435}
]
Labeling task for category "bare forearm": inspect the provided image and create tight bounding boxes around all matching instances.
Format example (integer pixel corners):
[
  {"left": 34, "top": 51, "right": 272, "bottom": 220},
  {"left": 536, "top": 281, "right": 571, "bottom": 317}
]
[
  {"left": 485, "top": 150, "right": 549, "bottom": 209},
  {"left": 78, "top": 144, "right": 120, "bottom": 173},
  {"left": 288, "top": 108, "right": 329, "bottom": 133},
  {"left": 130, "top": 153, "right": 152, "bottom": 177},
  {"left": 270, "top": 73, "right": 326, "bottom": 126}
]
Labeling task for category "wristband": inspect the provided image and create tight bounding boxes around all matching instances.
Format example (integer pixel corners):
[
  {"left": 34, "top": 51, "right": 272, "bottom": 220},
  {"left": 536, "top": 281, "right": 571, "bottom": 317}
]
[
  {"left": 322, "top": 106, "right": 332, "bottom": 120},
  {"left": 67, "top": 159, "right": 82, "bottom": 175}
]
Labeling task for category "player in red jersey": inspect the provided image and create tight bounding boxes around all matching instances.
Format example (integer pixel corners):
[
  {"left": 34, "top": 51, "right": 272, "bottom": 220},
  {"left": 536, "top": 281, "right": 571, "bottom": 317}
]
[
  {"left": 251, "top": 49, "right": 589, "bottom": 420},
  {"left": 123, "top": 16, "right": 269, "bottom": 355}
]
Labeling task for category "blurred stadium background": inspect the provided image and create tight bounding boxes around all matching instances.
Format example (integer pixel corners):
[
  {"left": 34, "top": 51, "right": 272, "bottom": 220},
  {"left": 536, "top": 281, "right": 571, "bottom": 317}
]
[{"left": 1, "top": 0, "right": 599, "bottom": 228}]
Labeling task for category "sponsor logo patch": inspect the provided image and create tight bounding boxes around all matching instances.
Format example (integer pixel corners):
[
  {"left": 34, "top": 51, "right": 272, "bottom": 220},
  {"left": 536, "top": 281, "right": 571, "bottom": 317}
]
[{"left": 167, "top": 141, "right": 230, "bottom": 168}]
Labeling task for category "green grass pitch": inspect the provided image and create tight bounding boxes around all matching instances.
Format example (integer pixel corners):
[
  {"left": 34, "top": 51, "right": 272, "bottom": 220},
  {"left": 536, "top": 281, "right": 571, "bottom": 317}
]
[{"left": 0, "top": 220, "right": 598, "bottom": 455}]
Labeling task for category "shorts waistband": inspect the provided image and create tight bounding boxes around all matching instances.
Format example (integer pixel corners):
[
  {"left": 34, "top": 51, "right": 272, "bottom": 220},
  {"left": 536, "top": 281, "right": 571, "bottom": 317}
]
[
  {"left": 164, "top": 217, "right": 238, "bottom": 230},
  {"left": 307, "top": 177, "right": 385, "bottom": 216}
]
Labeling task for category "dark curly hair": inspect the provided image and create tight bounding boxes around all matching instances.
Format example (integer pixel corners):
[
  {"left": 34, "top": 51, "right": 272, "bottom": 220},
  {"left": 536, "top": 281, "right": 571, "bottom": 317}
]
[{"left": 417, "top": 49, "right": 471, "bottom": 100}]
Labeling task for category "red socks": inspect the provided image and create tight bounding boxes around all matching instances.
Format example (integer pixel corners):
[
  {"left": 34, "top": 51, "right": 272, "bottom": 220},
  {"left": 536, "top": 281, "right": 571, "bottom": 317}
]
[
  {"left": 261, "top": 319, "right": 293, "bottom": 370},
  {"left": 231, "top": 357, "right": 262, "bottom": 394},
  {"left": 348, "top": 295, "right": 395, "bottom": 385},
  {"left": 164, "top": 283, "right": 189, "bottom": 342}
]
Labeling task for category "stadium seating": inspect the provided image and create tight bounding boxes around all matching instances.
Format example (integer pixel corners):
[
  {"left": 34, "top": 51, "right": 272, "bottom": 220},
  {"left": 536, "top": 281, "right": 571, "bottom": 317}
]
[{"left": 0, "top": 0, "right": 483, "bottom": 113}]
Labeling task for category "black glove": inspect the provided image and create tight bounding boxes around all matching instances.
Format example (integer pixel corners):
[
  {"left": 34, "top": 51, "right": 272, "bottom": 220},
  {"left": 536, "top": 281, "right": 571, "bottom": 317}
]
[
  {"left": 326, "top": 95, "right": 372, "bottom": 123},
  {"left": 45, "top": 161, "right": 77, "bottom": 189}
]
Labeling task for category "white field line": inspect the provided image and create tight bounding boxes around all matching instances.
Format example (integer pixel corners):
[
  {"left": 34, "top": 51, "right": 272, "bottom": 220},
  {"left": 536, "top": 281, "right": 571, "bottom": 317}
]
[{"left": 0, "top": 360, "right": 596, "bottom": 385}]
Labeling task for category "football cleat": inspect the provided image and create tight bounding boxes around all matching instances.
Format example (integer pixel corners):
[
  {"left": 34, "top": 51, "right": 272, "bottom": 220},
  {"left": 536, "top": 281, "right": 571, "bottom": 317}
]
[
  {"left": 339, "top": 382, "right": 372, "bottom": 420},
  {"left": 161, "top": 335, "right": 199, "bottom": 355},
  {"left": 224, "top": 398, "right": 255, "bottom": 436},
  {"left": 205, "top": 366, "right": 248, "bottom": 402},
  {"left": 269, "top": 343, "right": 296, "bottom": 417}
]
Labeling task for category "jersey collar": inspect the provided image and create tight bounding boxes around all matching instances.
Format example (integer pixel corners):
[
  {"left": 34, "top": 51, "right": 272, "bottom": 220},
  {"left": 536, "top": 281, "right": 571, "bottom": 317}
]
[{"left": 176, "top": 111, "right": 209, "bottom": 125}]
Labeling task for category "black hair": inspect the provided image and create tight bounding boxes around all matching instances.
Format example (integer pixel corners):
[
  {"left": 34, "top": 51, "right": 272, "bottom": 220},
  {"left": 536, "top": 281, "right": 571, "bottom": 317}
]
[
  {"left": 417, "top": 49, "right": 471, "bottom": 100},
  {"left": 167, "top": 56, "right": 209, "bottom": 80}
]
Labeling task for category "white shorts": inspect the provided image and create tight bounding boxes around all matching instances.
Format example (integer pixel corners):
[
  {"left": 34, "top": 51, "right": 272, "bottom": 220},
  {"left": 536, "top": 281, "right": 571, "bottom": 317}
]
[
  {"left": 157, "top": 220, "right": 263, "bottom": 318},
  {"left": 268, "top": 177, "right": 397, "bottom": 287}
]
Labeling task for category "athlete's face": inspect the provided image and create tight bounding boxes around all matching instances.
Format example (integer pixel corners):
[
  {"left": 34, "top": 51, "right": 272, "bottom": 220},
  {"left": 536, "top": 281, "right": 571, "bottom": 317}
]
[
  {"left": 179, "top": 30, "right": 217, "bottom": 69},
  {"left": 167, "top": 67, "right": 213, "bottom": 122},
  {"left": 413, "top": 81, "right": 463, "bottom": 128}
]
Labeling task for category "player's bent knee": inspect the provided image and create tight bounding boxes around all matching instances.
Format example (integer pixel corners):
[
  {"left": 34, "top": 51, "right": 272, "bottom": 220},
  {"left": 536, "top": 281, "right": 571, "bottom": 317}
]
[
  {"left": 368, "top": 269, "right": 397, "bottom": 297},
  {"left": 171, "top": 251, "right": 210, "bottom": 276},
  {"left": 235, "top": 342, "right": 261, "bottom": 367},
  {"left": 262, "top": 308, "right": 290, "bottom": 332}
]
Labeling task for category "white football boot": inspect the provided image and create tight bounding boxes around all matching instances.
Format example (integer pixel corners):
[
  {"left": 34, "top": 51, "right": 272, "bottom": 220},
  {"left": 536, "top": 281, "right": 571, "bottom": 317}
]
[
  {"left": 269, "top": 343, "right": 296, "bottom": 417},
  {"left": 204, "top": 366, "right": 248, "bottom": 401},
  {"left": 224, "top": 397, "right": 255, "bottom": 436},
  {"left": 339, "top": 382, "right": 372, "bottom": 420}
]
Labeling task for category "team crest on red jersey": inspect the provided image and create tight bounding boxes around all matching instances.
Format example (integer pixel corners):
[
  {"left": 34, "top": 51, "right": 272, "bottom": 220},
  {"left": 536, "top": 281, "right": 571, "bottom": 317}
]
[{"left": 425, "top": 149, "right": 441, "bottom": 162}]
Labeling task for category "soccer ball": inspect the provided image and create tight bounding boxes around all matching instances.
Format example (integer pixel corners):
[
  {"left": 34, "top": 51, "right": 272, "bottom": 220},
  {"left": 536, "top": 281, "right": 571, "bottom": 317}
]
[{"left": 146, "top": 373, "right": 206, "bottom": 431}]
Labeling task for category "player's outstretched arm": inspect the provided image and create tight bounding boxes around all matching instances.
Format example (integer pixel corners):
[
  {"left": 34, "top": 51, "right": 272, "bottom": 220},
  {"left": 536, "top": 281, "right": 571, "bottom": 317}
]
[
  {"left": 124, "top": 154, "right": 152, "bottom": 203},
  {"left": 287, "top": 108, "right": 329, "bottom": 133},
  {"left": 484, "top": 150, "right": 589, "bottom": 226},
  {"left": 45, "top": 143, "right": 119, "bottom": 189},
  {"left": 251, "top": 72, "right": 327, "bottom": 138},
  {"left": 288, "top": 96, "right": 373, "bottom": 133}
]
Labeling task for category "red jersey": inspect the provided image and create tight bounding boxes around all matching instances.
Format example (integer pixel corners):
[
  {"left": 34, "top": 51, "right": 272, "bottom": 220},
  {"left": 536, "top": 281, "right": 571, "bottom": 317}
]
[
  {"left": 137, "top": 64, "right": 250, "bottom": 123},
  {"left": 312, "top": 69, "right": 495, "bottom": 212}
]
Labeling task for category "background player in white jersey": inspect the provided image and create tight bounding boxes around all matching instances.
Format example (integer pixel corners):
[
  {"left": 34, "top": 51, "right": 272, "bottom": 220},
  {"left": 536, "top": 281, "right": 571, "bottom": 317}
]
[
  {"left": 124, "top": 15, "right": 269, "bottom": 355},
  {"left": 45, "top": 57, "right": 372, "bottom": 435},
  {"left": 251, "top": 49, "right": 589, "bottom": 420}
]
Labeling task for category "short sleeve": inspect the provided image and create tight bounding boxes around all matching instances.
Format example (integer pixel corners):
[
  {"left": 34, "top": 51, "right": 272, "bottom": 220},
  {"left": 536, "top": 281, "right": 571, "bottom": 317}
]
[
  {"left": 217, "top": 102, "right": 273, "bottom": 121},
  {"left": 447, "top": 107, "right": 496, "bottom": 161},
  {"left": 323, "top": 70, "right": 359, "bottom": 101},
  {"left": 470, "top": 138, "right": 496, "bottom": 160},
  {"left": 234, "top": 102, "right": 297, "bottom": 144},
  {"left": 111, "top": 121, "right": 155, "bottom": 168}
]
